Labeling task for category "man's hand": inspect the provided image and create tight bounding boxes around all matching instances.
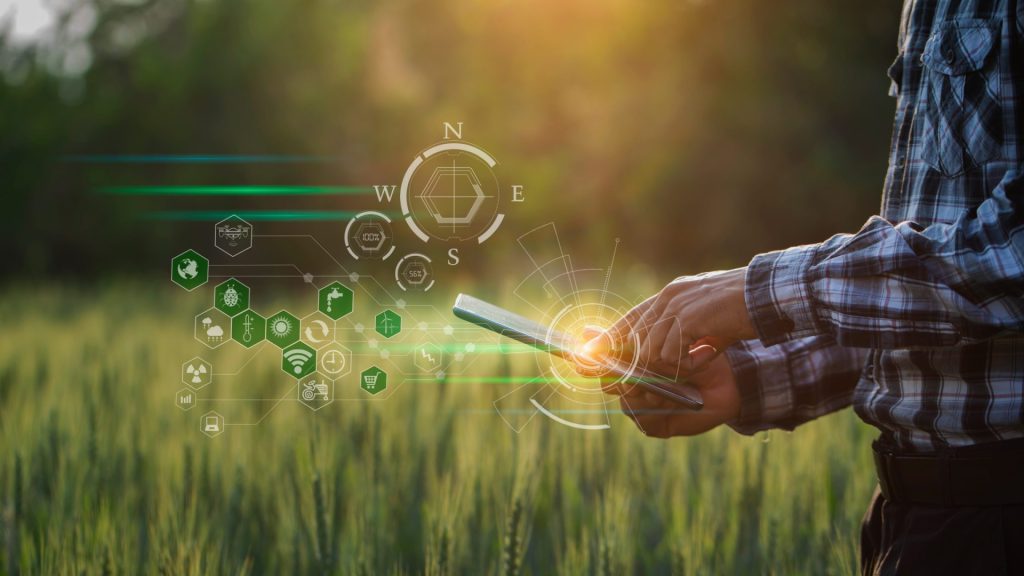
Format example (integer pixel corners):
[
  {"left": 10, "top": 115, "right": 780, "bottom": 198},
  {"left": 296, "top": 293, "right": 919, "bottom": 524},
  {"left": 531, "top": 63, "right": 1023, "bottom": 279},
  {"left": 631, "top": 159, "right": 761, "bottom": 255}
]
[
  {"left": 620, "top": 353, "right": 740, "bottom": 437},
  {"left": 583, "top": 268, "right": 755, "bottom": 374},
  {"left": 589, "top": 339, "right": 741, "bottom": 437}
]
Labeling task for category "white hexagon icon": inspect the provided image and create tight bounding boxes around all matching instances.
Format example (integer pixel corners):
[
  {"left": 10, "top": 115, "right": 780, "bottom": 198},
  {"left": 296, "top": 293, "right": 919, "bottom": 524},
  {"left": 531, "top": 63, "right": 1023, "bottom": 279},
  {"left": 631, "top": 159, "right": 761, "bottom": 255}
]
[
  {"left": 300, "top": 312, "right": 335, "bottom": 350},
  {"left": 182, "top": 357, "right": 213, "bottom": 389},
  {"left": 200, "top": 411, "right": 225, "bottom": 438},
  {"left": 176, "top": 388, "right": 197, "bottom": 411},
  {"left": 317, "top": 342, "right": 352, "bottom": 378},
  {"left": 297, "top": 372, "right": 334, "bottom": 411},
  {"left": 421, "top": 166, "right": 485, "bottom": 225},
  {"left": 194, "top": 308, "right": 230, "bottom": 349},
  {"left": 214, "top": 215, "right": 253, "bottom": 257},
  {"left": 414, "top": 342, "right": 444, "bottom": 373}
]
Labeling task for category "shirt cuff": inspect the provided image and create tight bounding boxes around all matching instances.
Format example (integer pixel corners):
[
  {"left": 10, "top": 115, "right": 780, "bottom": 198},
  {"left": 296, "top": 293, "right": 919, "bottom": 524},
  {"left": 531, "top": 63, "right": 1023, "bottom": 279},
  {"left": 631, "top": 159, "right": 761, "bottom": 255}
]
[
  {"left": 723, "top": 341, "right": 789, "bottom": 435},
  {"left": 745, "top": 244, "right": 826, "bottom": 346}
]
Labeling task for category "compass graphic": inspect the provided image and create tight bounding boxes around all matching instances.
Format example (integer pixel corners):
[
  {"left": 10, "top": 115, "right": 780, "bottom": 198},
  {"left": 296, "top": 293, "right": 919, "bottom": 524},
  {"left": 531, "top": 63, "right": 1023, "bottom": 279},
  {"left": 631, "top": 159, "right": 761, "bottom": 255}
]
[{"left": 399, "top": 141, "right": 505, "bottom": 244}]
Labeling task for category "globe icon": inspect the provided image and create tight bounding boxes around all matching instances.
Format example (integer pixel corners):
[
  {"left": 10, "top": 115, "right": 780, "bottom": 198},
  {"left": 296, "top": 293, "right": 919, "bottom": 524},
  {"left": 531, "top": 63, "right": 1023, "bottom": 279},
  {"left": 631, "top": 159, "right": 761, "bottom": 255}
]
[{"left": 177, "top": 258, "right": 199, "bottom": 280}]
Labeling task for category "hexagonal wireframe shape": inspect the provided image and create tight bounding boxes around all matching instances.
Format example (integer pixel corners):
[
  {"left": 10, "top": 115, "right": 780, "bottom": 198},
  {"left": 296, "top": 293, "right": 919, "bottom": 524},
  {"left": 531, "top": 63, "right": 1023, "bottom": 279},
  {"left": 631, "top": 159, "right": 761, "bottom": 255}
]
[
  {"left": 200, "top": 411, "right": 225, "bottom": 438},
  {"left": 214, "top": 215, "right": 253, "bottom": 257},
  {"left": 421, "top": 166, "right": 486, "bottom": 225},
  {"left": 298, "top": 372, "right": 334, "bottom": 411},
  {"left": 176, "top": 388, "right": 197, "bottom": 411},
  {"left": 300, "top": 312, "right": 335, "bottom": 350},
  {"left": 182, "top": 357, "right": 213, "bottom": 389},
  {"left": 194, "top": 308, "right": 231, "bottom": 349},
  {"left": 317, "top": 343, "right": 352, "bottom": 378}
]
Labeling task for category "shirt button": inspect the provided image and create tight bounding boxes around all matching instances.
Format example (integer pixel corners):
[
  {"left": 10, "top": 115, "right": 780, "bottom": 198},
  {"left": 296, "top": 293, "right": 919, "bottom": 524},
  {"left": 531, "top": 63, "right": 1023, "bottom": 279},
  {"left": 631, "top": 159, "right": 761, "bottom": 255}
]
[{"left": 943, "top": 45, "right": 956, "bottom": 64}]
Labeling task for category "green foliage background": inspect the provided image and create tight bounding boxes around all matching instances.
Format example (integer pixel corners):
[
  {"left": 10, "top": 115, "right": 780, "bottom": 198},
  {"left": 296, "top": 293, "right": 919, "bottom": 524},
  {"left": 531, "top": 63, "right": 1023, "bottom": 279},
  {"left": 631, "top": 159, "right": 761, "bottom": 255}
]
[{"left": 1, "top": 0, "right": 901, "bottom": 573}]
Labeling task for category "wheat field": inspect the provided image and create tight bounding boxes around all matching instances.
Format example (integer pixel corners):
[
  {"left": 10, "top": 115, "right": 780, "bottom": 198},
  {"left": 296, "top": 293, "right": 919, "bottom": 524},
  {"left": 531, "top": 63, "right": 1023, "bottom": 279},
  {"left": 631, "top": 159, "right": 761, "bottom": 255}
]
[{"left": 0, "top": 283, "right": 878, "bottom": 575}]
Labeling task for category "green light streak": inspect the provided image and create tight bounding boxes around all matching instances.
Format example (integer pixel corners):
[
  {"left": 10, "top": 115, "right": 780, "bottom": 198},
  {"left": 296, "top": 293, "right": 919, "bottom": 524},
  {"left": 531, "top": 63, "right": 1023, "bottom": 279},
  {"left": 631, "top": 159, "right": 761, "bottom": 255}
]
[
  {"left": 440, "top": 376, "right": 599, "bottom": 385},
  {"left": 144, "top": 210, "right": 385, "bottom": 221},
  {"left": 66, "top": 154, "right": 336, "bottom": 164},
  {"left": 101, "top": 185, "right": 369, "bottom": 196}
]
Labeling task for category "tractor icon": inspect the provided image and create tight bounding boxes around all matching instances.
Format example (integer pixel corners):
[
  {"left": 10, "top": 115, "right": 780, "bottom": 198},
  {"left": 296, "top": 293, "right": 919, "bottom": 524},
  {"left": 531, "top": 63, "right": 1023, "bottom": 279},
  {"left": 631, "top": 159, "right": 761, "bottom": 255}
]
[{"left": 301, "top": 379, "right": 329, "bottom": 402}]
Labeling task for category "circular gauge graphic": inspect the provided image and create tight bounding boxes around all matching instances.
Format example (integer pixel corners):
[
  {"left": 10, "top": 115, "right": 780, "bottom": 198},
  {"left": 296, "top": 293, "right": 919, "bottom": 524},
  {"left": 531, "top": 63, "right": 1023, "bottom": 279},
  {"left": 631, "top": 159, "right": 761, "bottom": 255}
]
[
  {"left": 399, "top": 141, "right": 505, "bottom": 244},
  {"left": 537, "top": 290, "right": 643, "bottom": 404},
  {"left": 395, "top": 253, "right": 435, "bottom": 292},
  {"left": 344, "top": 211, "right": 396, "bottom": 260}
]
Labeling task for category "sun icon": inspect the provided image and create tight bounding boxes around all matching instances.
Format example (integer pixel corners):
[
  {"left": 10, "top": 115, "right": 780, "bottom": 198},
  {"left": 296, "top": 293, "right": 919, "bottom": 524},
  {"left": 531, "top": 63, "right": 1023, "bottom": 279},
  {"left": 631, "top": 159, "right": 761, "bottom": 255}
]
[{"left": 269, "top": 314, "right": 294, "bottom": 339}]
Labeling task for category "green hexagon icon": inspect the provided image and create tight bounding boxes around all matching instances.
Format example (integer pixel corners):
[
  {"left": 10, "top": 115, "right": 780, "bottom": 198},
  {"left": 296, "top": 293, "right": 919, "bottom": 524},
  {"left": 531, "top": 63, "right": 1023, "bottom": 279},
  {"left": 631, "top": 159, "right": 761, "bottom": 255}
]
[
  {"left": 318, "top": 282, "right": 354, "bottom": 320},
  {"left": 282, "top": 342, "right": 317, "bottom": 378},
  {"left": 266, "top": 310, "right": 300, "bottom": 348},
  {"left": 231, "top": 309, "right": 266, "bottom": 348},
  {"left": 214, "top": 278, "right": 250, "bottom": 317},
  {"left": 171, "top": 249, "right": 209, "bottom": 291},
  {"left": 360, "top": 366, "right": 387, "bottom": 395},
  {"left": 375, "top": 309, "right": 401, "bottom": 339}
]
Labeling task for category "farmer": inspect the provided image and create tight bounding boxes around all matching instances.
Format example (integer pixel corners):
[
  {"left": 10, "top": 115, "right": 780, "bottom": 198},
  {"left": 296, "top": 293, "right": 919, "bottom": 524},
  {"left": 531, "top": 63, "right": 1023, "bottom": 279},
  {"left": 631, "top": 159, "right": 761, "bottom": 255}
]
[{"left": 584, "top": 2, "right": 1024, "bottom": 573}]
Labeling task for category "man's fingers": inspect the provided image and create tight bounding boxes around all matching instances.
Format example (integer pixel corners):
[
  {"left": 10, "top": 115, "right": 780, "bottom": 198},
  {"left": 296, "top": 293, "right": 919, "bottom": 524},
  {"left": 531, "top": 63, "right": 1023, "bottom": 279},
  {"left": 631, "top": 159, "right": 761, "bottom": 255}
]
[
  {"left": 659, "top": 319, "right": 685, "bottom": 370},
  {"left": 594, "top": 294, "right": 659, "bottom": 355},
  {"left": 639, "top": 316, "right": 674, "bottom": 367}
]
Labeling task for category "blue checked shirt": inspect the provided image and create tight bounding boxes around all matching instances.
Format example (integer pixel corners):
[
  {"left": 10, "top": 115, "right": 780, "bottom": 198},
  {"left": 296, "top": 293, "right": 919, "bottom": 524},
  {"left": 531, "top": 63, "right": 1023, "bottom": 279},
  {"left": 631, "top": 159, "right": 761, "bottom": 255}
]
[{"left": 724, "top": 0, "right": 1024, "bottom": 451}]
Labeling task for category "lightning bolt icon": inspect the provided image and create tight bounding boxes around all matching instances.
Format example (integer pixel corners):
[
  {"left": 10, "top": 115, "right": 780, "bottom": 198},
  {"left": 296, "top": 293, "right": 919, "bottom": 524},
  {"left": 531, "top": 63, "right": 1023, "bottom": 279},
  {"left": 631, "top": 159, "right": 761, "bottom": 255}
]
[{"left": 421, "top": 348, "right": 436, "bottom": 364}]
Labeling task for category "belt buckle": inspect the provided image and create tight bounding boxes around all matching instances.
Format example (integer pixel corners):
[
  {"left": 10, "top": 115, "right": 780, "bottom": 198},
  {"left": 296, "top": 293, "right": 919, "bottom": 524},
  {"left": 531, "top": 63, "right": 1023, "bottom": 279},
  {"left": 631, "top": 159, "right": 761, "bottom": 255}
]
[{"left": 874, "top": 446, "right": 901, "bottom": 502}]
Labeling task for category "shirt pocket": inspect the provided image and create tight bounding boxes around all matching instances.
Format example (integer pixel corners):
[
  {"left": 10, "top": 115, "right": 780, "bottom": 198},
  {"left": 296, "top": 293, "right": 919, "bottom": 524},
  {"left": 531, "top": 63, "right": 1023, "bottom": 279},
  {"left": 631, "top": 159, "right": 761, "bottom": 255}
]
[{"left": 916, "top": 19, "right": 1002, "bottom": 178}]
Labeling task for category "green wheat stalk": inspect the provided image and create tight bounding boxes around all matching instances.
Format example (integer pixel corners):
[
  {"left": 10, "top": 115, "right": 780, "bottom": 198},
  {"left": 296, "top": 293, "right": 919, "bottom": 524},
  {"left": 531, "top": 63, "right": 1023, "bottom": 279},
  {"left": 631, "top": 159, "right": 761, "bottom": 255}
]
[{"left": 502, "top": 498, "right": 523, "bottom": 576}]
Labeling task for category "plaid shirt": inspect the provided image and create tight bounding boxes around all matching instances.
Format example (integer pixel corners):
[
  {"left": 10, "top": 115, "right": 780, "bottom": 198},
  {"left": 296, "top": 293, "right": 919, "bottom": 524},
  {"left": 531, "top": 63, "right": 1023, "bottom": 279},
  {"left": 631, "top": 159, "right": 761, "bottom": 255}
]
[{"left": 725, "top": 0, "right": 1024, "bottom": 451}]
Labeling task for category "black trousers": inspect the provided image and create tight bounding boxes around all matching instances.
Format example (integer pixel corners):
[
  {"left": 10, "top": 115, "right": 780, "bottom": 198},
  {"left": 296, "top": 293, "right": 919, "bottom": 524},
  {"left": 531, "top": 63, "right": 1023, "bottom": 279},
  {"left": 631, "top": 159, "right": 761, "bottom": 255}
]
[{"left": 860, "top": 486, "right": 1024, "bottom": 575}]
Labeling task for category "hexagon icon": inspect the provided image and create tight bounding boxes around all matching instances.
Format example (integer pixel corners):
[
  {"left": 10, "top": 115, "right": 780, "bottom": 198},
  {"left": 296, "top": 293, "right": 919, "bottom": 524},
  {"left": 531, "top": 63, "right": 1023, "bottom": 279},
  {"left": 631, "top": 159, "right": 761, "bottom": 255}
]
[
  {"left": 318, "top": 282, "right": 354, "bottom": 320},
  {"left": 214, "top": 278, "right": 250, "bottom": 317},
  {"left": 266, "top": 310, "right": 300, "bottom": 348},
  {"left": 176, "top": 388, "right": 197, "bottom": 411},
  {"left": 171, "top": 249, "right": 209, "bottom": 291},
  {"left": 200, "top": 411, "right": 225, "bottom": 438},
  {"left": 375, "top": 309, "right": 401, "bottom": 339},
  {"left": 421, "top": 166, "right": 485, "bottom": 225},
  {"left": 282, "top": 342, "right": 317, "bottom": 378},
  {"left": 214, "top": 215, "right": 253, "bottom": 257},
  {"left": 182, "top": 357, "right": 213, "bottom": 389},
  {"left": 317, "top": 343, "right": 352, "bottom": 378},
  {"left": 231, "top": 309, "right": 266, "bottom": 348},
  {"left": 414, "top": 343, "right": 444, "bottom": 373},
  {"left": 360, "top": 366, "right": 387, "bottom": 395},
  {"left": 355, "top": 222, "right": 387, "bottom": 253},
  {"left": 298, "top": 372, "right": 334, "bottom": 411},
  {"left": 300, "top": 312, "right": 335, "bottom": 350},
  {"left": 195, "top": 308, "right": 231, "bottom": 349}
]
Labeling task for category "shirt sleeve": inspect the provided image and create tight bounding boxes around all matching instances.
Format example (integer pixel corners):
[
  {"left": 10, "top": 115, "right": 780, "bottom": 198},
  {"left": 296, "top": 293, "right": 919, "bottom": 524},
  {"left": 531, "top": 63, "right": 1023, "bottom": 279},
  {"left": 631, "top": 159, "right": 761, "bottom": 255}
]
[
  {"left": 724, "top": 335, "right": 868, "bottom": 435},
  {"left": 746, "top": 169, "right": 1024, "bottom": 349}
]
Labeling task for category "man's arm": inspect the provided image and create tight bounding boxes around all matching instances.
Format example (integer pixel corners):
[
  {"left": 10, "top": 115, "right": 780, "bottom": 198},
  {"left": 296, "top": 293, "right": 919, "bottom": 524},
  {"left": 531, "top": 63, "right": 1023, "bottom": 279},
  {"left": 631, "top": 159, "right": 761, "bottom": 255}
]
[
  {"left": 749, "top": 169, "right": 1024, "bottom": 349},
  {"left": 725, "top": 335, "right": 868, "bottom": 434}
]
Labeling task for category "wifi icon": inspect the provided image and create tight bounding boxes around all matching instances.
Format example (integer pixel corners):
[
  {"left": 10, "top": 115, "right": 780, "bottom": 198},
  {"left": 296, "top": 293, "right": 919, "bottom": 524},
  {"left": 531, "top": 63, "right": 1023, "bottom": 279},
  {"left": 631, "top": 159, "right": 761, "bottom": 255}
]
[{"left": 282, "top": 343, "right": 316, "bottom": 377}]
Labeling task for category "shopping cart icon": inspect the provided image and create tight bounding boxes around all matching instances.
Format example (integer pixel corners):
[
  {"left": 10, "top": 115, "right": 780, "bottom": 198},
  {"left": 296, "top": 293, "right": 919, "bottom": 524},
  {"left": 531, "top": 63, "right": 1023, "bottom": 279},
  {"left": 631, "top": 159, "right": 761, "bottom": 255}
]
[{"left": 362, "top": 373, "right": 379, "bottom": 390}]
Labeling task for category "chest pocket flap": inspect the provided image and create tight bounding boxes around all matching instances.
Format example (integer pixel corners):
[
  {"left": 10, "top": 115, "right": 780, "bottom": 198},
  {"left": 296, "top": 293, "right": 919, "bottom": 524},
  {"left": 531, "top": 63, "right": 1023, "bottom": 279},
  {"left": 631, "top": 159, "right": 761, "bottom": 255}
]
[
  {"left": 917, "top": 19, "right": 1002, "bottom": 177},
  {"left": 922, "top": 19, "right": 998, "bottom": 75}
]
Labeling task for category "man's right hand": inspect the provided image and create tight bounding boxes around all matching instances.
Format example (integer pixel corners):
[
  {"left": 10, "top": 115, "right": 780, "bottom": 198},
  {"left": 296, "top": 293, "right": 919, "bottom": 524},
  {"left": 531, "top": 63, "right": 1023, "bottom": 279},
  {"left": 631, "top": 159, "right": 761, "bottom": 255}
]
[{"left": 579, "top": 328, "right": 742, "bottom": 438}]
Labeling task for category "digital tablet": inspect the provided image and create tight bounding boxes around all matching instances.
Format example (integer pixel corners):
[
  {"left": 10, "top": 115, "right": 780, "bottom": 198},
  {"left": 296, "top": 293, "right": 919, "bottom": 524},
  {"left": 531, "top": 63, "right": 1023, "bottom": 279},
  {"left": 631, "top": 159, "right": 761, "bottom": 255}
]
[{"left": 452, "top": 294, "right": 704, "bottom": 409}]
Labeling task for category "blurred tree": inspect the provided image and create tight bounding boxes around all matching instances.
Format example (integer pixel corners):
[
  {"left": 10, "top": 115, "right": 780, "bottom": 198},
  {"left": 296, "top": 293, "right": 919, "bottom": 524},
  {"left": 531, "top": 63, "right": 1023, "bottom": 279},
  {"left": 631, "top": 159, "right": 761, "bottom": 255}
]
[{"left": 0, "top": 0, "right": 899, "bottom": 280}]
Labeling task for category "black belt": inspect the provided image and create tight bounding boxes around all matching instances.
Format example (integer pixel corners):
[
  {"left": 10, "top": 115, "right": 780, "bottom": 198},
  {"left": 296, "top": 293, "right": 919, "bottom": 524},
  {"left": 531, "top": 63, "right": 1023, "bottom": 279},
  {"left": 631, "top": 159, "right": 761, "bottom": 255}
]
[{"left": 872, "top": 436, "right": 1024, "bottom": 507}]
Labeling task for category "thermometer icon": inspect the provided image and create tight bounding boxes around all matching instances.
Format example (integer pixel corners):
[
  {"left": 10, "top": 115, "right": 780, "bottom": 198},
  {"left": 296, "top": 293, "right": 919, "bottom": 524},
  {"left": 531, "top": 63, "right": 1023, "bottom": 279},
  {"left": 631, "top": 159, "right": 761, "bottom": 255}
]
[{"left": 242, "top": 313, "right": 253, "bottom": 343}]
